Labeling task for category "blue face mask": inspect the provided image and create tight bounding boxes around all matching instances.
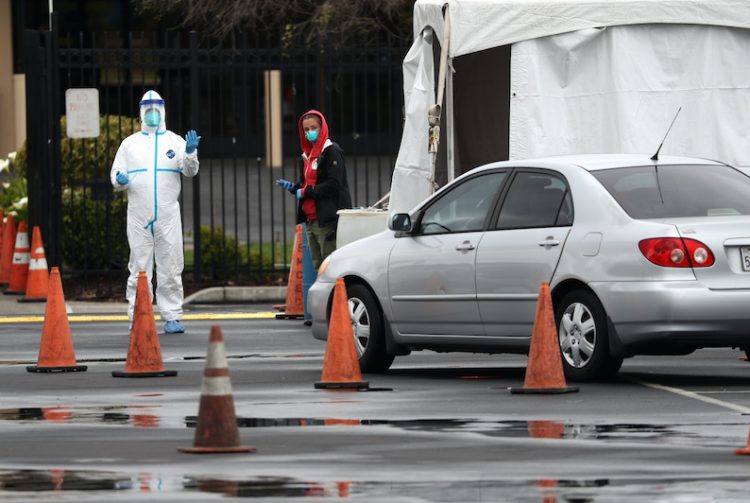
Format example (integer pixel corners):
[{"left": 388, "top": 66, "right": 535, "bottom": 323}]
[
  {"left": 145, "top": 110, "right": 161, "bottom": 128},
  {"left": 305, "top": 130, "right": 319, "bottom": 143}
]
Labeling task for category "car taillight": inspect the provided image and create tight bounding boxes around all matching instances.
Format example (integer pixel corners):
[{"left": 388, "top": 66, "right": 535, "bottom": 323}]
[{"left": 638, "top": 238, "right": 715, "bottom": 268}]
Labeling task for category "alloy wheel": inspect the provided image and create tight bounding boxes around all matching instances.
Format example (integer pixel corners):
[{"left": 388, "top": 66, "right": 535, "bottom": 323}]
[
  {"left": 559, "top": 302, "right": 596, "bottom": 369},
  {"left": 348, "top": 296, "right": 370, "bottom": 356}
]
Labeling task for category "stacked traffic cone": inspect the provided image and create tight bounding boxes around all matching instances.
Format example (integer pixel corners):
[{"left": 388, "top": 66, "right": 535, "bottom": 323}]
[
  {"left": 112, "top": 271, "right": 177, "bottom": 377},
  {"left": 19, "top": 226, "right": 49, "bottom": 302},
  {"left": 5, "top": 220, "right": 30, "bottom": 294},
  {"left": 179, "top": 325, "right": 255, "bottom": 453},
  {"left": 0, "top": 209, "right": 4, "bottom": 257},
  {"left": 0, "top": 213, "right": 16, "bottom": 287},
  {"left": 276, "top": 224, "right": 304, "bottom": 320},
  {"left": 510, "top": 283, "right": 578, "bottom": 394},
  {"left": 26, "top": 267, "right": 88, "bottom": 373},
  {"left": 315, "top": 278, "right": 369, "bottom": 389}
]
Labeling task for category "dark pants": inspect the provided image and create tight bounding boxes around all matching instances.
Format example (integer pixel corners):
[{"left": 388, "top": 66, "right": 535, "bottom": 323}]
[{"left": 305, "top": 220, "right": 337, "bottom": 269}]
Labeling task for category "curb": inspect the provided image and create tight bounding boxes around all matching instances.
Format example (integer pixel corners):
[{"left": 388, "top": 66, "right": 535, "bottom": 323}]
[{"left": 184, "top": 286, "right": 286, "bottom": 304}]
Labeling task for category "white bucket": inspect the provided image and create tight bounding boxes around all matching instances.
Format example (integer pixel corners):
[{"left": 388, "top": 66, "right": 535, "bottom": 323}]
[{"left": 336, "top": 208, "right": 389, "bottom": 249}]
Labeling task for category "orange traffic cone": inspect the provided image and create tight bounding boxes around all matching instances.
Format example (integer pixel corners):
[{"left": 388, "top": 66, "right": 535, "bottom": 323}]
[
  {"left": 0, "top": 213, "right": 16, "bottom": 287},
  {"left": 26, "top": 267, "right": 88, "bottom": 373},
  {"left": 276, "top": 224, "right": 304, "bottom": 320},
  {"left": 112, "top": 271, "right": 177, "bottom": 377},
  {"left": 510, "top": 283, "right": 578, "bottom": 394},
  {"left": 18, "top": 226, "right": 49, "bottom": 302},
  {"left": 0, "top": 209, "right": 4, "bottom": 258},
  {"left": 736, "top": 428, "right": 750, "bottom": 455},
  {"left": 179, "top": 325, "right": 255, "bottom": 453},
  {"left": 315, "top": 278, "right": 369, "bottom": 389},
  {"left": 5, "top": 220, "right": 30, "bottom": 295}
]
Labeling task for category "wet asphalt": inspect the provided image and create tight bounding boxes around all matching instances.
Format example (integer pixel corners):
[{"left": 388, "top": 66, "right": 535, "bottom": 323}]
[{"left": 2, "top": 312, "right": 750, "bottom": 501}]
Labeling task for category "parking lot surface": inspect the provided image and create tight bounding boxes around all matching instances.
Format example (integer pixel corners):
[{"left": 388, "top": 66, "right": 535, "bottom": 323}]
[{"left": 2, "top": 312, "right": 750, "bottom": 501}]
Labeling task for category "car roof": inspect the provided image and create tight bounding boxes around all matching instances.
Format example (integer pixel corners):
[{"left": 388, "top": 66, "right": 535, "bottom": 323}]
[{"left": 475, "top": 153, "right": 726, "bottom": 172}]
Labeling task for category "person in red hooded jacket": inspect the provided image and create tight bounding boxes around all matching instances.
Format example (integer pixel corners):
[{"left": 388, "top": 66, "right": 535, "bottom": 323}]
[{"left": 276, "top": 110, "right": 352, "bottom": 268}]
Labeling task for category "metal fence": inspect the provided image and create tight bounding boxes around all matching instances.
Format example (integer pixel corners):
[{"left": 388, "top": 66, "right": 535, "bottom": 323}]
[{"left": 24, "top": 18, "right": 408, "bottom": 287}]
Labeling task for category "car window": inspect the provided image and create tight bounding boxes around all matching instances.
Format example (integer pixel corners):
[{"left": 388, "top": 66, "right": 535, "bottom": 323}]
[
  {"left": 419, "top": 172, "right": 507, "bottom": 235},
  {"left": 592, "top": 164, "right": 750, "bottom": 218},
  {"left": 496, "top": 172, "right": 572, "bottom": 229}
]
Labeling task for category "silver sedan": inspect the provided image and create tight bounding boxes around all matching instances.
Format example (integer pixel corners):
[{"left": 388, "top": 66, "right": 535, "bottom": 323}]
[{"left": 309, "top": 154, "right": 750, "bottom": 381}]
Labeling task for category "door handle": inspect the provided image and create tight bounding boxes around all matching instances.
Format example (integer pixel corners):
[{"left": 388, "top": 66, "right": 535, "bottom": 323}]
[
  {"left": 455, "top": 241, "right": 476, "bottom": 252},
  {"left": 538, "top": 239, "right": 560, "bottom": 247}
]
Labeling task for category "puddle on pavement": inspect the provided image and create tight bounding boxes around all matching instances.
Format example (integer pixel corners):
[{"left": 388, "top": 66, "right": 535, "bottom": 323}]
[
  {"left": 0, "top": 406, "right": 743, "bottom": 447},
  {"left": 182, "top": 416, "right": 746, "bottom": 447},
  {"left": 0, "top": 406, "right": 165, "bottom": 428},
  {"left": 2, "top": 469, "right": 750, "bottom": 500}
]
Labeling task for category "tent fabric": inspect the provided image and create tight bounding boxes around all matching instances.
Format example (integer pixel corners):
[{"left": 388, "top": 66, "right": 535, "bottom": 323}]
[
  {"left": 388, "top": 0, "right": 750, "bottom": 217},
  {"left": 509, "top": 24, "right": 750, "bottom": 166},
  {"left": 414, "top": 0, "right": 750, "bottom": 57},
  {"left": 389, "top": 28, "right": 437, "bottom": 215}
]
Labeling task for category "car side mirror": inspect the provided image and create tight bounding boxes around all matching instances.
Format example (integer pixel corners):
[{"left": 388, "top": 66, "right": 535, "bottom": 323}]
[{"left": 389, "top": 213, "right": 412, "bottom": 232}]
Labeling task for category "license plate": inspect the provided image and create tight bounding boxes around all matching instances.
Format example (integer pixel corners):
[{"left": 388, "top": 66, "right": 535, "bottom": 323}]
[{"left": 742, "top": 247, "right": 750, "bottom": 271}]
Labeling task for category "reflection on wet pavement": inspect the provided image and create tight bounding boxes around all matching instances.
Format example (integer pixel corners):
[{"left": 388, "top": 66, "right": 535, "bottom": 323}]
[
  {"left": 3, "top": 469, "right": 750, "bottom": 501},
  {"left": 0, "top": 406, "right": 745, "bottom": 447}
]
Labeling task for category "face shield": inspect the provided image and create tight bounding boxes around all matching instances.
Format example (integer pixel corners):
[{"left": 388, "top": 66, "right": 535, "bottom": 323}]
[{"left": 139, "top": 90, "right": 166, "bottom": 132}]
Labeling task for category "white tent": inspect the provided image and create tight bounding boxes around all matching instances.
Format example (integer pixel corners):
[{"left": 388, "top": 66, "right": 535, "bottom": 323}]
[{"left": 389, "top": 0, "right": 750, "bottom": 215}]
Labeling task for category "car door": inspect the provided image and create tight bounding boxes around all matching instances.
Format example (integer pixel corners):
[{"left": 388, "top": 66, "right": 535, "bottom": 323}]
[
  {"left": 475, "top": 170, "right": 573, "bottom": 337},
  {"left": 388, "top": 171, "right": 508, "bottom": 336}
]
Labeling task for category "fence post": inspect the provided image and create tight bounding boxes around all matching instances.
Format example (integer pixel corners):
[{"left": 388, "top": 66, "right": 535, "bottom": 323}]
[
  {"left": 189, "top": 31, "right": 202, "bottom": 283},
  {"left": 23, "top": 30, "right": 45, "bottom": 236},
  {"left": 47, "top": 13, "right": 63, "bottom": 268},
  {"left": 24, "top": 25, "right": 62, "bottom": 268}
]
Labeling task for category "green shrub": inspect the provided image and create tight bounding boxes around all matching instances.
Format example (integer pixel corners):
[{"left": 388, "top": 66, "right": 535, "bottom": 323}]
[
  {"left": 14, "top": 115, "right": 139, "bottom": 186},
  {"left": 10, "top": 115, "right": 137, "bottom": 272},
  {"left": 61, "top": 189, "right": 129, "bottom": 271},
  {"left": 200, "top": 225, "right": 245, "bottom": 280},
  {"left": 0, "top": 154, "right": 28, "bottom": 222}
]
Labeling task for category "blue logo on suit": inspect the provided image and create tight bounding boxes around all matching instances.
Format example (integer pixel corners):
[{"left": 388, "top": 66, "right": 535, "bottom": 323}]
[{"left": 166, "top": 149, "right": 176, "bottom": 159}]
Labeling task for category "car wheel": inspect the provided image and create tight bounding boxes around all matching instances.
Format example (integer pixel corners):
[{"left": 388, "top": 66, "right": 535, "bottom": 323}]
[
  {"left": 555, "top": 289, "right": 623, "bottom": 382},
  {"left": 344, "top": 283, "right": 395, "bottom": 373}
]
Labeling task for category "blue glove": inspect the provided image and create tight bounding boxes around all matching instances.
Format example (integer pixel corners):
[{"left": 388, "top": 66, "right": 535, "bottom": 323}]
[
  {"left": 185, "top": 129, "right": 202, "bottom": 154},
  {"left": 296, "top": 188, "right": 303, "bottom": 200},
  {"left": 116, "top": 171, "right": 128, "bottom": 185},
  {"left": 275, "top": 179, "right": 295, "bottom": 191}
]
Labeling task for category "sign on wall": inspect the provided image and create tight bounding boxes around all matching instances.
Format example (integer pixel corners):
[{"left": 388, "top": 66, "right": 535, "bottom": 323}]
[{"left": 65, "top": 88, "right": 100, "bottom": 138}]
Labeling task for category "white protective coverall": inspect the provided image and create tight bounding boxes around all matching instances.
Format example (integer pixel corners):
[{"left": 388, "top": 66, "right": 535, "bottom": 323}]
[{"left": 110, "top": 90, "right": 199, "bottom": 322}]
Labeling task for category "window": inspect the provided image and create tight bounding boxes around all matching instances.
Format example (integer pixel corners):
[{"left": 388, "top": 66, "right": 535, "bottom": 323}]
[
  {"left": 593, "top": 164, "right": 750, "bottom": 218},
  {"left": 419, "top": 172, "right": 507, "bottom": 235},
  {"left": 496, "top": 172, "right": 572, "bottom": 229}
]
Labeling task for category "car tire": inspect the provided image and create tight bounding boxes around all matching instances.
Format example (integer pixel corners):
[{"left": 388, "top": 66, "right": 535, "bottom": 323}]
[
  {"left": 344, "top": 283, "right": 395, "bottom": 373},
  {"left": 555, "top": 289, "right": 623, "bottom": 382}
]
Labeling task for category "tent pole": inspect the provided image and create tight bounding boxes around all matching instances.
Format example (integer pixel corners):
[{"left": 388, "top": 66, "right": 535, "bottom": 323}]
[{"left": 428, "top": 1, "right": 451, "bottom": 190}]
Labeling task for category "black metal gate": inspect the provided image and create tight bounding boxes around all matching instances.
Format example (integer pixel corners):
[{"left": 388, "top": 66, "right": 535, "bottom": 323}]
[{"left": 24, "top": 16, "right": 407, "bottom": 287}]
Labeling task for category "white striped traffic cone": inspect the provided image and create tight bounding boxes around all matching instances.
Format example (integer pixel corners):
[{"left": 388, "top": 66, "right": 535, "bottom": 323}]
[
  {"left": 19, "top": 226, "right": 49, "bottom": 302},
  {"left": 178, "top": 325, "right": 255, "bottom": 454},
  {"left": 5, "top": 221, "right": 29, "bottom": 295}
]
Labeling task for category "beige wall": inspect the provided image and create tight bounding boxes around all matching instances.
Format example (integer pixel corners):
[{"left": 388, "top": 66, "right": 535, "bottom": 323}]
[
  {"left": 13, "top": 74, "right": 25, "bottom": 149},
  {"left": 0, "top": 0, "right": 19, "bottom": 156}
]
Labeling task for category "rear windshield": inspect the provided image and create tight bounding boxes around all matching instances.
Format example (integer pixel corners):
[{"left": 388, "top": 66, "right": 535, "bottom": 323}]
[{"left": 592, "top": 164, "right": 750, "bottom": 219}]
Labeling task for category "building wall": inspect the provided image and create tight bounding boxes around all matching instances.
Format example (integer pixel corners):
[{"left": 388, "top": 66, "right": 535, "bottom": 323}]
[{"left": 0, "top": 0, "right": 20, "bottom": 155}]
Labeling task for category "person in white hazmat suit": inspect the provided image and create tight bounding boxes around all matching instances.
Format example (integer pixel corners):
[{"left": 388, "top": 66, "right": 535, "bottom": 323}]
[{"left": 110, "top": 90, "right": 201, "bottom": 334}]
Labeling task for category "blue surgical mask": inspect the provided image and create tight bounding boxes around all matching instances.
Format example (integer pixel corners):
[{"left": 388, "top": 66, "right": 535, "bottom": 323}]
[
  {"left": 305, "top": 130, "right": 319, "bottom": 143},
  {"left": 145, "top": 110, "right": 161, "bottom": 128}
]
